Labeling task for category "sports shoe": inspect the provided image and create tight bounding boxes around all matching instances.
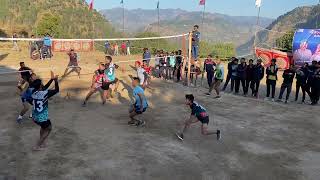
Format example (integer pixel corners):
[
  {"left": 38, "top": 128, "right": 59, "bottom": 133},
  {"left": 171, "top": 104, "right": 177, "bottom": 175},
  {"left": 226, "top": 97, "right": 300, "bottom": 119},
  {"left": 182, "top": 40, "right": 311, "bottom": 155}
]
[
  {"left": 128, "top": 120, "right": 137, "bottom": 126},
  {"left": 216, "top": 130, "right": 221, "bottom": 141},
  {"left": 271, "top": 98, "right": 275, "bottom": 102},
  {"left": 16, "top": 116, "right": 23, "bottom": 124},
  {"left": 285, "top": 100, "right": 288, "bottom": 104},
  {"left": 29, "top": 113, "right": 33, "bottom": 119},
  {"left": 82, "top": 101, "right": 87, "bottom": 107},
  {"left": 176, "top": 132, "right": 184, "bottom": 141},
  {"left": 214, "top": 95, "right": 221, "bottom": 99},
  {"left": 205, "top": 93, "right": 211, "bottom": 96},
  {"left": 136, "top": 120, "right": 146, "bottom": 127}
]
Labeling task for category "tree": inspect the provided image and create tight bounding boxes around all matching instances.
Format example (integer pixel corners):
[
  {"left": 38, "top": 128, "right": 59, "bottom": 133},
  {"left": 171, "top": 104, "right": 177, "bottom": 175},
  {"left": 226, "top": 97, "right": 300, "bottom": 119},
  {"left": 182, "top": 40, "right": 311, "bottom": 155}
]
[
  {"left": 35, "top": 13, "right": 62, "bottom": 37},
  {"left": 199, "top": 41, "right": 235, "bottom": 59},
  {"left": 275, "top": 30, "right": 294, "bottom": 51}
]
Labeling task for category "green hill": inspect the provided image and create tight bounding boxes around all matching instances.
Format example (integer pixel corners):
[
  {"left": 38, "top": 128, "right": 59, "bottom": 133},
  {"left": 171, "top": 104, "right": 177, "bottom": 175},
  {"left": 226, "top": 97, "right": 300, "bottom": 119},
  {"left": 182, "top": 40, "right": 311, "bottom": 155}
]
[{"left": 0, "top": 0, "right": 119, "bottom": 38}]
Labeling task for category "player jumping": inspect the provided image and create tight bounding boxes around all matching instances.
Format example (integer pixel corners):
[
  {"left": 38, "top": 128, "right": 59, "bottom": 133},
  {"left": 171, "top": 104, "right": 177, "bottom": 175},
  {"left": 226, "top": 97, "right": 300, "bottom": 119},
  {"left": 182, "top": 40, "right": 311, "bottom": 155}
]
[
  {"left": 31, "top": 71, "right": 59, "bottom": 151},
  {"left": 176, "top": 94, "right": 221, "bottom": 141},
  {"left": 128, "top": 77, "right": 148, "bottom": 126}
]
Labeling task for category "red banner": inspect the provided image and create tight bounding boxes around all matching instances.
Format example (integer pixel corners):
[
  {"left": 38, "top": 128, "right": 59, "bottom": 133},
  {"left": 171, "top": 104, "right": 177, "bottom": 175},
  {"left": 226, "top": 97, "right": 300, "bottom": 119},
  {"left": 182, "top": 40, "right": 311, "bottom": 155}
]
[
  {"left": 255, "top": 48, "right": 293, "bottom": 69},
  {"left": 52, "top": 40, "right": 94, "bottom": 52}
]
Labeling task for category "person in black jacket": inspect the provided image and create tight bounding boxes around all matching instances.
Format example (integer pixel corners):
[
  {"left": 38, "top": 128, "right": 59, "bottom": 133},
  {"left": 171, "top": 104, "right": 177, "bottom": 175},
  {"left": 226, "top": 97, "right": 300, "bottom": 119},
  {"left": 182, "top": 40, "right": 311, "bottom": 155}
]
[
  {"left": 306, "top": 60, "right": 318, "bottom": 101},
  {"left": 222, "top": 57, "right": 235, "bottom": 91},
  {"left": 235, "top": 58, "right": 247, "bottom": 95},
  {"left": 246, "top": 59, "right": 255, "bottom": 96},
  {"left": 295, "top": 63, "right": 309, "bottom": 103},
  {"left": 277, "top": 64, "right": 295, "bottom": 103},
  {"left": 253, "top": 59, "right": 264, "bottom": 98},
  {"left": 310, "top": 62, "right": 320, "bottom": 105},
  {"left": 203, "top": 55, "right": 216, "bottom": 87},
  {"left": 265, "top": 59, "right": 278, "bottom": 101}
]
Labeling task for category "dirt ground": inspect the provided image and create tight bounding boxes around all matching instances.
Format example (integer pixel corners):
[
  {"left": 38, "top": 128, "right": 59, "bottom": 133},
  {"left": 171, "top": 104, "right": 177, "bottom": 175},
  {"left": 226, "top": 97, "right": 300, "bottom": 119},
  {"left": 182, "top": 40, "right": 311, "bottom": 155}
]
[{"left": 0, "top": 48, "right": 320, "bottom": 180}]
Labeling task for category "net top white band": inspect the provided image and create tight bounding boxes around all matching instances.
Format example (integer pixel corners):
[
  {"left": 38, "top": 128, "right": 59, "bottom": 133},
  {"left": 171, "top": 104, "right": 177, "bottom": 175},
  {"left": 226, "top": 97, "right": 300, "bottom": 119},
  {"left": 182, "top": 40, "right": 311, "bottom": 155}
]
[{"left": 0, "top": 33, "right": 188, "bottom": 42}]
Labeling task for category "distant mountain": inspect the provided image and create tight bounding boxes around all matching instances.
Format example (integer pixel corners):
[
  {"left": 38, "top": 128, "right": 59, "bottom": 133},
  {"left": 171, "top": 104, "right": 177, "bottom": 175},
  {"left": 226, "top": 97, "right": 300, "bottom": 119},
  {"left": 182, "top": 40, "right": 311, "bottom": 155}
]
[
  {"left": 0, "top": 0, "right": 118, "bottom": 38},
  {"left": 100, "top": 8, "right": 273, "bottom": 47},
  {"left": 238, "top": 5, "right": 320, "bottom": 55}
]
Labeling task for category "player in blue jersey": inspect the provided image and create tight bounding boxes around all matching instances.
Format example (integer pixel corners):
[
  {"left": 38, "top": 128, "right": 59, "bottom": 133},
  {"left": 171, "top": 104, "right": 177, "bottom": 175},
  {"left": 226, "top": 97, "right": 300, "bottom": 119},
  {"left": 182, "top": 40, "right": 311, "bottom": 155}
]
[
  {"left": 104, "top": 56, "right": 120, "bottom": 99},
  {"left": 31, "top": 71, "right": 59, "bottom": 151},
  {"left": 17, "top": 73, "right": 38, "bottom": 123},
  {"left": 176, "top": 94, "right": 221, "bottom": 141},
  {"left": 128, "top": 77, "right": 148, "bottom": 126}
]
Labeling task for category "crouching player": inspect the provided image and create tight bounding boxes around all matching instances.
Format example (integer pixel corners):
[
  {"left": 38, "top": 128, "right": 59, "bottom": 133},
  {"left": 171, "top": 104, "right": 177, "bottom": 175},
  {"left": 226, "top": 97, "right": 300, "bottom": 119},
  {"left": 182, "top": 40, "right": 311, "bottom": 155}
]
[
  {"left": 17, "top": 73, "right": 37, "bottom": 123},
  {"left": 128, "top": 77, "right": 148, "bottom": 126},
  {"left": 176, "top": 94, "right": 221, "bottom": 141},
  {"left": 31, "top": 71, "right": 59, "bottom": 151}
]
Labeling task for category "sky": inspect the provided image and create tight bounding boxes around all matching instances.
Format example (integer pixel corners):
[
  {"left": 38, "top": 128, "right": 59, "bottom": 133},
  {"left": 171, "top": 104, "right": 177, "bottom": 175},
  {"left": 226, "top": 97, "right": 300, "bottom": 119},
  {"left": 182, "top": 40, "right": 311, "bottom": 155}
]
[{"left": 88, "top": 0, "right": 318, "bottom": 18}]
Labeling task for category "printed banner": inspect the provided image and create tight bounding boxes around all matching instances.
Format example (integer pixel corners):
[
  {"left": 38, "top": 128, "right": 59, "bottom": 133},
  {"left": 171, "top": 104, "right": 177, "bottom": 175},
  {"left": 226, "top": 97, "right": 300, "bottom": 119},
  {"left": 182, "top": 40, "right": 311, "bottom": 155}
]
[
  {"left": 52, "top": 40, "right": 94, "bottom": 52},
  {"left": 255, "top": 48, "right": 292, "bottom": 69},
  {"left": 293, "top": 29, "right": 320, "bottom": 65}
]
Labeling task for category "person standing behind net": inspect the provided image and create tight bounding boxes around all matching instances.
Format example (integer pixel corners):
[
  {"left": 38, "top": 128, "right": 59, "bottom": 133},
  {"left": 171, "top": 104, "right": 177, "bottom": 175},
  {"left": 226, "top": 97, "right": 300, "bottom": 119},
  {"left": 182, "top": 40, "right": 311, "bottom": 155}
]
[
  {"left": 230, "top": 58, "right": 239, "bottom": 92},
  {"left": 295, "top": 63, "right": 309, "bottom": 103},
  {"left": 143, "top": 48, "right": 151, "bottom": 66},
  {"left": 121, "top": 41, "right": 126, "bottom": 55},
  {"left": 29, "top": 35, "right": 38, "bottom": 59},
  {"left": 126, "top": 40, "right": 131, "bottom": 55},
  {"left": 104, "top": 40, "right": 111, "bottom": 55},
  {"left": 12, "top": 32, "right": 20, "bottom": 51},
  {"left": 277, "top": 64, "right": 296, "bottom": 103},
  {"left": 169, "top": 51, "right": 176, "bottom": 80},
  {"left": 265, "top": 59, "right": 278, "bottom": 102},
  {"left": 222, "top": 57, "right": 235, "bottom": 91},
  {"left": 191, "top": 25, "right": 200, "bottom": 61},
  {"left": 206, "top": 60, "right": 224, "bottom": 98},
  {"left": 310, "top": 62, "right": 320, "bottom": 105},
  {"left": 253, "top": 59, "right": 264, "bottom": 98},
  {"left": 43, "top": 34, "right": 53, "bottom": 58},
  {"left": 114, "top": 43, "right": 119, "bottom": 56}
]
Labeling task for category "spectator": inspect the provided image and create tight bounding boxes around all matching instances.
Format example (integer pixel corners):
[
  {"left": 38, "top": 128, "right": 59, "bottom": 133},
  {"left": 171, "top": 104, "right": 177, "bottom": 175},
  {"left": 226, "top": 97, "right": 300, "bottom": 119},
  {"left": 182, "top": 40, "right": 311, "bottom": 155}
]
[
  {"left": 175, "top": 50, "right": 183, "bottom": 82},
  {"left": 246, "top": 59, "right": 255, "bottom": 96},
  {"left": 168, "top": 52, "right": 176, "bottom": 80},
  {"left": 230, "top": 58, "right": 239, "bottom": 92},
  {"left": 126, "top": 40, "right": 131, "bottom": 55},
  {"left": 191, "top": 25, "right": 200, "bottom": 60},
  {"left": 253, "top": 59, "right": 264, "bottom": 98},
  {"left": 104, "top": 41, "right": 111, "bottom": 55},
  {"left": 142, "top": 48, "right": 151, "bottom": 66},
  {"left": 222, "top": 57, "right": 235, "bottom": 91},
  {"left": 203, "top": 55, "right": 216, "bottom": 87},
  {"left": 310, "top": 62, "right": 320, "bottom": 105},
  {"left": 295, "top": 62, "right": 309, "bottom": 103},
  {"left": 43, "top": 34, "right": 53, "bottom": 57},
  {"left": 277, "top": 64, "right": 296, "bottom": 103},
  {"left": 121, "top": 41, "right": 126, "bottom": 55},
  {"left": 29, "top": 35, "right": 38, "bottom": 59},
  {"left": 114, "top": 43, "right": 119, "bottom": 56},
  {"left": 235, "top": 58, "right": 247, "bottom": 95},
  {"left": 265, "top": 59, "right": 278, "bottom": 101},
  {"left": 12, "top": 32, "right": 20, "bottom": 51}
]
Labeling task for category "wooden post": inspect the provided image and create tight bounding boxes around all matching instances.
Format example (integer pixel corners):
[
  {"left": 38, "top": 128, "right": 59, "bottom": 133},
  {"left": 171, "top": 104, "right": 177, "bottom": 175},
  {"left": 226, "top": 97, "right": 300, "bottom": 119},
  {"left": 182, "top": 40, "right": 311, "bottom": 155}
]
[{"left": 187, "top": 32, "right": 193, "bottom": 86}]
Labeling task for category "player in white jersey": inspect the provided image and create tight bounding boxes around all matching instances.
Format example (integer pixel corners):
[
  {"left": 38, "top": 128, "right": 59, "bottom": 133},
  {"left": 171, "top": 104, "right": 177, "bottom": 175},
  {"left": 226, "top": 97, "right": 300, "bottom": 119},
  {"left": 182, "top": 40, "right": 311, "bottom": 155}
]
[{"left": 31, "top": 71, "right": 59, "bottom": 151}]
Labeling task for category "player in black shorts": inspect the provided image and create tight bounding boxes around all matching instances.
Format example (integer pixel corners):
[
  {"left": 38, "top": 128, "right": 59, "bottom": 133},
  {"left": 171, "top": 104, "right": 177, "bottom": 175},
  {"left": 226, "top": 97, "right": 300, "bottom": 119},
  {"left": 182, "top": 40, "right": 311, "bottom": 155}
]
[{"left": 176, "top": 94, "right": 221, "bottom": 141}]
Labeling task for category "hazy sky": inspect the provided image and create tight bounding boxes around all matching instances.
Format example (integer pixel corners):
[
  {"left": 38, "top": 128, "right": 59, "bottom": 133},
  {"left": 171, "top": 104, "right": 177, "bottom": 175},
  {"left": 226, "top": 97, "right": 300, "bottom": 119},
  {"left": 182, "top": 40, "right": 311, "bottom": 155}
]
[{"left": 88, "top": 0, "right": 318, "bottom": 18}]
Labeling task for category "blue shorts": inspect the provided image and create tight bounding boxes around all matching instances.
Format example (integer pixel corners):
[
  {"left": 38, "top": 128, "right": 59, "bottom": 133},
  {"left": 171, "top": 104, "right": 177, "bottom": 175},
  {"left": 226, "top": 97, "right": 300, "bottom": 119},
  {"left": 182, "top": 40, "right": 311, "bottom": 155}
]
[{"left": 21, "top": 97, "right": 33, "bottom": 105}]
